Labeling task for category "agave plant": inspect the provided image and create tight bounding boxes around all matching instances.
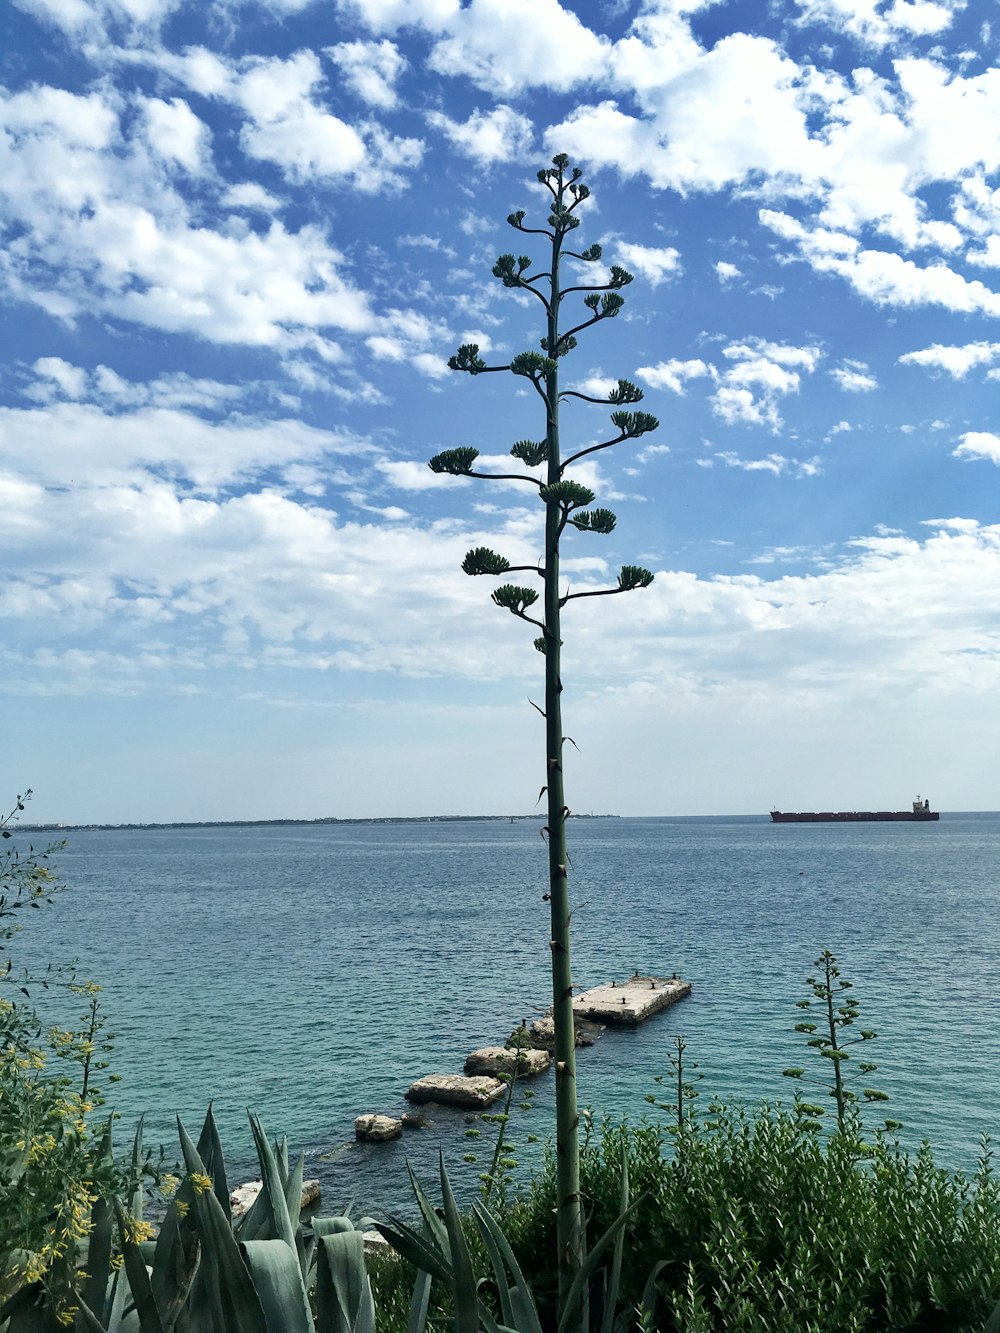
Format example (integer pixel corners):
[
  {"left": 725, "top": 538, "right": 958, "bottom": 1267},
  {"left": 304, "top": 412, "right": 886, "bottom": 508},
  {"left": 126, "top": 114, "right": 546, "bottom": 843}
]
[
  {"left": 0, "top": 1108, "right": 375, "bottom": 1333},
  {"left": 376, "top": 1149, "right": 652, "bottom": 1333}
]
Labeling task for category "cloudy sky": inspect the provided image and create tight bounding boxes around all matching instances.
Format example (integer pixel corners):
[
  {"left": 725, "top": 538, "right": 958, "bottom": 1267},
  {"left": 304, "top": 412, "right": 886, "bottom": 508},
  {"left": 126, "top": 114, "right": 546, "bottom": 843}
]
[{"left": 2, "top": 0, "right": 998, "bottom": 822}]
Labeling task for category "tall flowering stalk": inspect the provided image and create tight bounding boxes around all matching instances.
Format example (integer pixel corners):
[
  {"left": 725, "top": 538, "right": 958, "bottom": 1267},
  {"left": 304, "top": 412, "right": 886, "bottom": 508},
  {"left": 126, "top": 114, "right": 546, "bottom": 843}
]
[{"left": 430, "top": 154, "right": 658, "bottom": 1301}]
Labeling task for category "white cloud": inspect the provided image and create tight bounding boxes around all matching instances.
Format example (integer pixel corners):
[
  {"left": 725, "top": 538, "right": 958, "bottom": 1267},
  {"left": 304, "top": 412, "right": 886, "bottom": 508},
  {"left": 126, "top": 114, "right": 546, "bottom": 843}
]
[
  {"left": 29, "top": 356, "right": 88, "bottom": 400},
  {"left": 614, "top": 241, "right": 681, "bottom": 287},
  {"left": 759, "top": 212, "right": 1000, "bottom": 315},
  {"left": 716, "top": 451, "right": 820, "bottom": 477},
  {"left": 0, "top": 81, "right": 378, "bottom": 349},
  {"left": 428, "top": 0, "right": 611, "bottom": 95},
  {"left": 794, "top": 0, "right": 963, "bottom": 47},
  {"left": 954, "top": 432, "right": 1000, "bottom": 465},
  {"left": 334, "top": 0, "right": 459, "bottom": 34},
  {"left": 139, "top": 96, "right": 209, "bottom": 174},
  {"left": 636, "top": 358, "right": 711, "bottom": 394},
  {"left": 715, "top": 261, "right": 742, "bottom": 283},
  {"left": 0, "top": 399, "right": 374, "bottom": 493},
  {"left": 426, "top": 105, "right": 534, "bottom": 164},
  {"left": 233, "top": 51, "right": 422, "bottom": 190},
  {"left": 326, "top": 39, "right": 406, "bottom": 109},
  {"left": 830, "top": 360, "right": 877, "bottom": 391},
  {"left": 899, "top": 341, "right": 1000, "bottom": 377},
  {"left": 713, "top": 339, "right": 822, "bottom": 430}
]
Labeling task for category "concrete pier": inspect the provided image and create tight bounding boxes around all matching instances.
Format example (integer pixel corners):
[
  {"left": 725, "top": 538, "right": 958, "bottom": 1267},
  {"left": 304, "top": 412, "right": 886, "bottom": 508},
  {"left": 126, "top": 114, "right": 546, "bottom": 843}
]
[
  {"left": 573, "top": 974, "right": 691, "bottom": 1026},
  {"left": 405, "top": 1073, "right": 506, "bottom": 1109},
  {"left": 464, "top": 1046, "right": 550, "bottom": 1078}
]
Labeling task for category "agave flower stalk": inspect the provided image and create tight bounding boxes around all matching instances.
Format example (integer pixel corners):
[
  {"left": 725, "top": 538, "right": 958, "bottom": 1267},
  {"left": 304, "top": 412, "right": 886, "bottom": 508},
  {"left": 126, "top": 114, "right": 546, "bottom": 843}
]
[{"left": 431, "top": 154, "right": 658, "bottom": 1302}]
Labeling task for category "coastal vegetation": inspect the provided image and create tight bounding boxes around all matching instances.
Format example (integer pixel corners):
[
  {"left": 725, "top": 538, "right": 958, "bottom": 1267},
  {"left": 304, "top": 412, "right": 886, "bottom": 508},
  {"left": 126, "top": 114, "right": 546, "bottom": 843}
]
[{"left": 5, "top": 800, "right": 1000, "bottom": 1331}]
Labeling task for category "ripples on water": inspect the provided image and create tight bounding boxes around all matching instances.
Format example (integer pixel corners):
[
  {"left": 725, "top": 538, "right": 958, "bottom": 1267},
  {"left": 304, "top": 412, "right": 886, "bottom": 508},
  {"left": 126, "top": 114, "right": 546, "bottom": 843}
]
[{"left": 14, "top": 814, "right": 1000, "bottom": 1216}]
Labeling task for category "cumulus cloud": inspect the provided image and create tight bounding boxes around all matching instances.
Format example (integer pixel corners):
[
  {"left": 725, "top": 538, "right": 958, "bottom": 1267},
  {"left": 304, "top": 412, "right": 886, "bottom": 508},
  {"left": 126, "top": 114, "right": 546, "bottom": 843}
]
[
  {"left": 636, "top": 358, "right": 711, "bottom": 394},
  {"left": 326, "top": 39, "right": 406, "bottom": 109},
  {"left": 713, "top": 339, "right": 822, "bottom": 430},
  {"left": 427, "top": 0, "right": 611, "bottom": 95},
  {"left": 954, "top": 432, "right": 1000, "bottom": 464},
  {"left": 614, "top": 241, "right": 681, "bottom": 287},
  {"left": 830, "top": 360, "right": 877, "bottom": 391},
  {"left": 794, "top": 0, "right": 963, "bottom": 47},
  {"left": 899, "top": 341, "right": 1000, "bottom": 377},
  {"left": 233, "top": 51, "right": 422, "bottom": 189},
  {"left": 426, "top": 104, "right": 534, "bottom": 163}
]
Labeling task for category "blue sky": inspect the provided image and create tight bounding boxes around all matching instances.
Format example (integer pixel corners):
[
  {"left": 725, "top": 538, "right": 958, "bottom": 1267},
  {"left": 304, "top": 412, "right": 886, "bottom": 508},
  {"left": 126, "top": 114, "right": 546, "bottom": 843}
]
[{"left": 2, "top": 0, "right": 998, "bottom": 821}]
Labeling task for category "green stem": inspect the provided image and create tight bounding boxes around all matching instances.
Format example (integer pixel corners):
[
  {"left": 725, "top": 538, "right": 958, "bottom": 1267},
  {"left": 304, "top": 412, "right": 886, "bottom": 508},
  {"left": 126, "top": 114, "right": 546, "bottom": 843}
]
[{"left": 544, "top": 164, "right": 583, "bottom": 1311}]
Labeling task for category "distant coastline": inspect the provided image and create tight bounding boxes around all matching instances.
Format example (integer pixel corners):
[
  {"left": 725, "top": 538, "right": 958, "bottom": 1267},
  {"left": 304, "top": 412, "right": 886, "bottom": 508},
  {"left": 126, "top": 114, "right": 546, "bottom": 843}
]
[{"left": 21, "top": 813, "right": 621, "bottom": 833}]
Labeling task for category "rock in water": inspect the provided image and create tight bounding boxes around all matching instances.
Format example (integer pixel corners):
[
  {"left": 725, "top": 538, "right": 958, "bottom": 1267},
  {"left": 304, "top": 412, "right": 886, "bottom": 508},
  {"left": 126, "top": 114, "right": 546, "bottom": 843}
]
[{"left": 354, "top": 1113, "right": 403, "bottom": 1142}]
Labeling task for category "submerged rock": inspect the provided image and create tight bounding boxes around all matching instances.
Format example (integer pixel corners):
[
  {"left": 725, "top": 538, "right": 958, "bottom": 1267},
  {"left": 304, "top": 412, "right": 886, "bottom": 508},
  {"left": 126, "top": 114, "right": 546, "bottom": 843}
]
[
  {"left": 354, "top": 1113, "right": 403, "bottom": 1143},
  {"left": 405, "top": 1073, "right": 506, "bottom": 1109},
  {"left": 464, "top": 1046, "right": 550, "bottom": 1078}
]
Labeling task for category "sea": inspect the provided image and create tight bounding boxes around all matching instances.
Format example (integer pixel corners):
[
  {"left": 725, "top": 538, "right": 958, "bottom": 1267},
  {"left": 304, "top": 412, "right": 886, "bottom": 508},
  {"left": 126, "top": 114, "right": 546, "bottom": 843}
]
[{"left": 10, "top": 813, "right": 1000, "bottom": 1219}]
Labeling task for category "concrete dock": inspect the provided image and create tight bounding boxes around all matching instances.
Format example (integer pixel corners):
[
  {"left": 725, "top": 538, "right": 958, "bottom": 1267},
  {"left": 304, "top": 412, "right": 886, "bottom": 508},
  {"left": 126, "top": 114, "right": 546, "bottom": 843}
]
[
  {"left": 573, "top": 974, "right": 690, "bottom": 1026},
  {"left": 405, "top": 1073, "right": 506, "bottom": 1108}
]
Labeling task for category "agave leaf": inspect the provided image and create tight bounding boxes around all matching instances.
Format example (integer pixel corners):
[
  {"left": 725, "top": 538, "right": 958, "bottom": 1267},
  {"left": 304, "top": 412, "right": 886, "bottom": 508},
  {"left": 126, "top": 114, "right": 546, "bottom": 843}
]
[
  {"left": 129, "top": 1116, "right": 146, "bottom": 1218},
  {"left": 177, "top": 1119, "right": 268, "bottom": 1333},
  {"left": 195, "top": 1108, "right": 231, "bottom": 1223},
  {"left": 314, "top": 1231, "right": 375, "bottom": 1333},
  {"left": 75, "top": 1294, "right": 112, "bottom": 1333},
  {"left": 555, "top": 1197, "right": 644, "bottom": 1333},
  {"left": 638, "top": 1259, "right": 668, "bottom": 1332},
  {"left": 240, "top": 1240, "right": 313, "bottom": 1333},
  {"left": 406, "top": 1269, "right": 432, "bottom": 1333},
  {"left": 246, "top": 1115, "right": 297, "bottom": 1250},
  {"left": 407, "top": 1162, "right": 449, "bottom": 1255},
  {"left": 114, "top": 1198, "right": 167, "bottom": 1333},
  {"left": 438, "top": 1155, "right": 478, "bottom": 1333},
  {"left": 472, "top": 1204, "right": 543, "bottom": 1333},
  {"left": 372, "top": 1220, "right": 451, "bottom": 1286},
  {"left": 311, "top": 1218, "right": 356, "bottom": 1238}
]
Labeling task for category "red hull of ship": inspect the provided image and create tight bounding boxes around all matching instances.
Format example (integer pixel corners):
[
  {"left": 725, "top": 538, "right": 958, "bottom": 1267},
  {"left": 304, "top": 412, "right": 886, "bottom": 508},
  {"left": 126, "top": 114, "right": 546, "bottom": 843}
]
[{"left": 770, "top": 810, "right": 939, "bottom": 823}]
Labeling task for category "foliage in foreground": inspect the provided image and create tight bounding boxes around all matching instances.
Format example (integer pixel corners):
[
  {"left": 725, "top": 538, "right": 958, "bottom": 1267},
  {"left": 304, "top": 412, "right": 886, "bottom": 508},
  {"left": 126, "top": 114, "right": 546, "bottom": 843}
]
[
  {"left": 0, "top": 793, "right": 127, "bottom": 1322},
  {"left": 492, "top": 1109, "right": 1000, "bottom": 1333}
]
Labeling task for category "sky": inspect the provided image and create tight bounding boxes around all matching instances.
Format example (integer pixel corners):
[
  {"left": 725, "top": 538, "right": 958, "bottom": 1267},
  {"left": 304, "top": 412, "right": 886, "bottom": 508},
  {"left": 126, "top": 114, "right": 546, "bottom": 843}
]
[{"left": 2, "top": 0, "right": 999, "bottom": 822}]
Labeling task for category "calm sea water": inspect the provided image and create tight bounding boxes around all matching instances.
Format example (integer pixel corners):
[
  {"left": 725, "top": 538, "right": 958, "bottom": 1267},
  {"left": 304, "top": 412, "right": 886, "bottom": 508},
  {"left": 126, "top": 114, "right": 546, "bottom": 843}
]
[{"left": 12, "top": 814, "right": 1000, "bottom": 1216}]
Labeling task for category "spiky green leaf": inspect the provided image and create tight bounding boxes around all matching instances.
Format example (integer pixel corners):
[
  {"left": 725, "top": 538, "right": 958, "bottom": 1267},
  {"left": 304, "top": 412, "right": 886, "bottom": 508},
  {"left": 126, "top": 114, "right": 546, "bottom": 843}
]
[
  {"left": 570, "top": 508, "right": 616, "bottom": 535},
  {"left": 607, "top": 379, "right": 643, "bottom": 404},
  {"left": 448, "top": 344, "right": 487, "bottom": 374},
  {"left": 608, "top": 265, "right": 634, "bottom": 288},
  {"left": 610, "top": 410, "right": 660, "bottom": 437},
  {"left": 428, "top": 448, "right": 479, "bottom": 475},
  {"left": 462, "top": 548, "right": 511, "bottom": 577},
  {"left": 617, "top": 565, "right": 654, "bottom": 591},
  {"left": 511, "top": 351, "right": 557, "bottom": 379},
  {"left": 492, "top": 585, "right": 539, "bottom": 614},
  {"left": 510, "top": 439, "right": 548, "bottom": 467},
  {"left": 539, "top": 481, "right": 595, "bottom": 509}
]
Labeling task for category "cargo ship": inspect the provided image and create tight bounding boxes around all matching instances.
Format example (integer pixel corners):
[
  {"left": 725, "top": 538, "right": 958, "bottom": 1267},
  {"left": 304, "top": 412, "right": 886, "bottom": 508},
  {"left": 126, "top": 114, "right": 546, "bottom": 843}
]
[{"left": 770, "top": 798, "right": 939, "bottom": 824}]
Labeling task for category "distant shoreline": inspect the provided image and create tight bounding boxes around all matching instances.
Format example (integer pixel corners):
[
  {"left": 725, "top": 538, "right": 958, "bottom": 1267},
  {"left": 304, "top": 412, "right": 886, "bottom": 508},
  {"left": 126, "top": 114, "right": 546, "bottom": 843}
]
[{"left": 20, "top": 813, "right": 621, "bottom": 833}]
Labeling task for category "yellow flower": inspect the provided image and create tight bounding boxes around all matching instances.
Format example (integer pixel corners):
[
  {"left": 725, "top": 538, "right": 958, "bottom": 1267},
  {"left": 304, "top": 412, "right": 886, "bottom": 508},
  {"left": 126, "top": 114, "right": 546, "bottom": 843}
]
[
  {"left": 188, "top": 1172, "right": 213, "bottom": 1195},
  {"left": 174, "top": 1200, "right": 189, "bottom": 1219},
  {"left": 122, "top": 1215, "right": 155, "bottom": 1246},
  {"left": 159, "top": 1173, "right": 180, "bottom": 1198}
]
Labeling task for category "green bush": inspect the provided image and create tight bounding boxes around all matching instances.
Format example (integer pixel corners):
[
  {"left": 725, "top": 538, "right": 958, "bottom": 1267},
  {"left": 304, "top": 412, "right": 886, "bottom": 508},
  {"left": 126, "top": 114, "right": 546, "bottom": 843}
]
[
  {"left": 0, "top": 793, "right": 124, "bottom": 1324},
  {"left": 494, "top": 1109, "right": 1000, "bottom": 1332}
]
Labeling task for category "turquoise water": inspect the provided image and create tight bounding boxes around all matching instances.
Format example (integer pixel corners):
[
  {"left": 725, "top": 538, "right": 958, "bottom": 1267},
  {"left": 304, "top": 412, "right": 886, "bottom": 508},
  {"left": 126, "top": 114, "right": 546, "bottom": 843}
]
[{"left": 13, "top": 814, "right": 1000, "bottom": 1215}]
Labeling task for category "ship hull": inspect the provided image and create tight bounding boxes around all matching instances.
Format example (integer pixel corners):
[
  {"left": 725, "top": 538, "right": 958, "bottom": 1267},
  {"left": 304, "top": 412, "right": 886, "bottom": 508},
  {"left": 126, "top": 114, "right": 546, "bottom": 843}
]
[{"left": 770, "top": 810, "right": 939, "bottom": 823}]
